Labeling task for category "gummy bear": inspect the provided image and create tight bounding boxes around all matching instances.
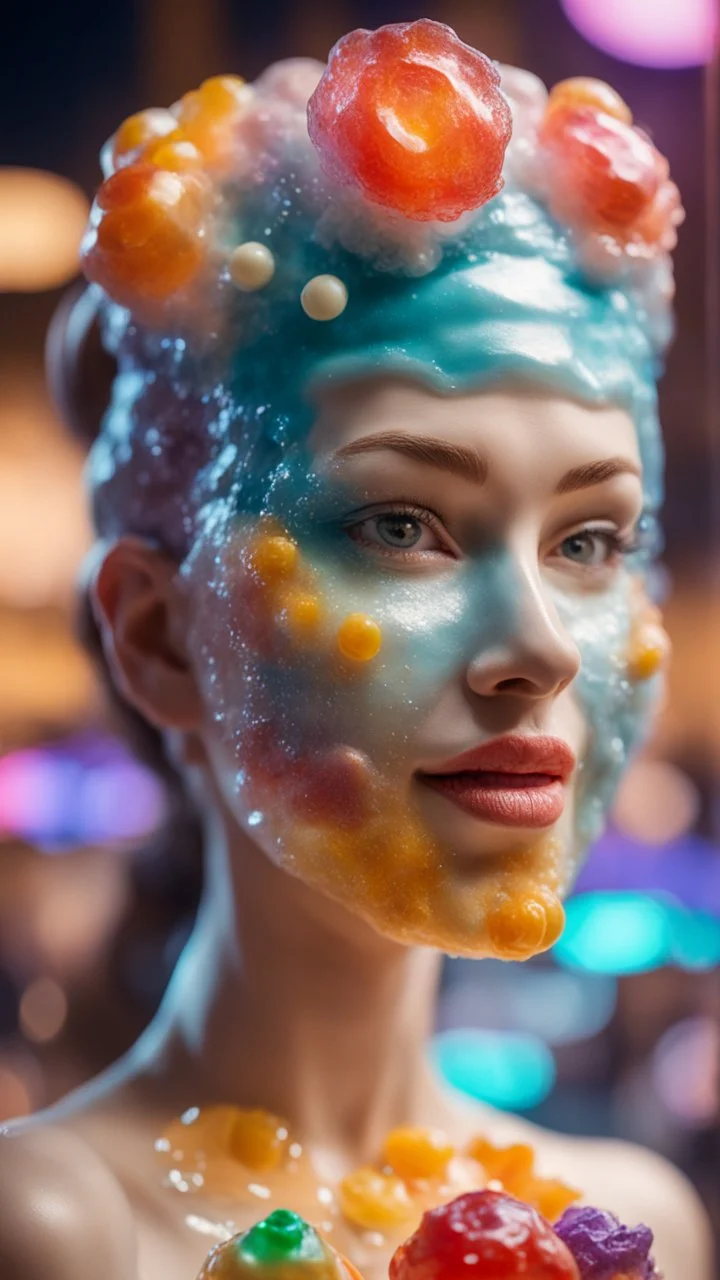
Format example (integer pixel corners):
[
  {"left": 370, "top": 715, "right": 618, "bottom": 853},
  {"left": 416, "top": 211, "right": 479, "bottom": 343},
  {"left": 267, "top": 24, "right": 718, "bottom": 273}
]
[
  {"left": 389, "top": 1190, "right": 580, "bottom": 1280},
  {"left": 307, "top": 20, "right": 512, "bottom": 222}
]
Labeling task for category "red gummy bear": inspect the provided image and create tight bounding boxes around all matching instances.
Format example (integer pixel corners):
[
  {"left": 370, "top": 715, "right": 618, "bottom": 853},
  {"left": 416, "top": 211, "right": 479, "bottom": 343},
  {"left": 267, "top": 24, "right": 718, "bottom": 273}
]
[
  {"left": 541, "top": 106, "right": 664, "bottom": 233},
  {"left": 307, "top": 20, "right": 512, "bottom": 223},
  {"left": 389, "top": 1190, "right": 580, "bottom": 1280}
]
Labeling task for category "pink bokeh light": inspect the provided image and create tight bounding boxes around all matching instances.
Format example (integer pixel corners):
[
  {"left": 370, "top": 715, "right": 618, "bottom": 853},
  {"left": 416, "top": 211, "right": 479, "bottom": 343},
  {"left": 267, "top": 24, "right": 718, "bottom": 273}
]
[{"left": 560, "top": 0, "right": 718, "bottom": 68}]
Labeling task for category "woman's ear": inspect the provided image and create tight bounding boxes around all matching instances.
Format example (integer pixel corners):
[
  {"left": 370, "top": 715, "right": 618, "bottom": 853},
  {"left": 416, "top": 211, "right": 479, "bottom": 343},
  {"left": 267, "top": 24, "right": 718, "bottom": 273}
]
[{"left": 90, "top": 538, "right": 203, "bottom": 732}]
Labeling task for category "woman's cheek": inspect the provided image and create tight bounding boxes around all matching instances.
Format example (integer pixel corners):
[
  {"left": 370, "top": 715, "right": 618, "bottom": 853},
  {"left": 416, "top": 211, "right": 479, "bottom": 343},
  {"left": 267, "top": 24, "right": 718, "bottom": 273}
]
[
  {"left": 555, "top": 573, "right": 669, "bottom": 847},
  {"left": 184, "top": 521, "right": 469, "bottom": 827}
]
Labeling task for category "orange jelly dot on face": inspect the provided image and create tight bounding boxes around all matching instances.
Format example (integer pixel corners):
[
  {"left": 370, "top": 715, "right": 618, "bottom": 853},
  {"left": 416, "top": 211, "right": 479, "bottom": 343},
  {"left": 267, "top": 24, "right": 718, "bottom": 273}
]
[
  {"left": 307, "top": 19, "right": 512, "bottom": 222},
  {"left": 337, "top": 613, "right": 382, "bottom": 662},
  {"left": 83, "top": 163, "right": 210, "bottom": 306},
  {"left": 383, "top": 1127, "right": 454, "bottom": 1181},
  {"left": 248, "top": 534, "right": 299, "bottom": 586},
  {"left": 627, "top": 621, "right": 669, "bottom": 681},
  {"left": 487, "top": 891, "right": 564, "bottom": 961}
]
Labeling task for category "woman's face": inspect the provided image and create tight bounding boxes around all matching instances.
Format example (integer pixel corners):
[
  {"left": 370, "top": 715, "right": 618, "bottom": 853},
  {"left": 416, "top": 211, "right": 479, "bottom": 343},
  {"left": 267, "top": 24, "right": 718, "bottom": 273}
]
[{"left": 185, "top": 378, "right": 660, "bottom": 959}]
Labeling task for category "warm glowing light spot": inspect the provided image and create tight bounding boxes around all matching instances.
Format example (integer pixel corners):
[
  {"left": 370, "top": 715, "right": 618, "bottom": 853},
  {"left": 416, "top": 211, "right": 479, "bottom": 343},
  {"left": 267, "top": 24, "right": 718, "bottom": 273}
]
[
  {"left": 19, "top": 976, "right": 68, "bottom": 1044},
  {"left": 0, "top": 169, "right": 90, "bottom": 291}
]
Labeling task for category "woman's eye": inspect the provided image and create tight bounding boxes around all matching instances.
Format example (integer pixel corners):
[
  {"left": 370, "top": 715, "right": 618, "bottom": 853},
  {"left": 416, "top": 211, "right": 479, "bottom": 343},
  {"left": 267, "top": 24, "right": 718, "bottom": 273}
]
[
  {"left": 556, "top": 528, "right": 624, "bottom": 569},
  {"left": 346, "top": 509, "right": 449, "bottom": 558}
]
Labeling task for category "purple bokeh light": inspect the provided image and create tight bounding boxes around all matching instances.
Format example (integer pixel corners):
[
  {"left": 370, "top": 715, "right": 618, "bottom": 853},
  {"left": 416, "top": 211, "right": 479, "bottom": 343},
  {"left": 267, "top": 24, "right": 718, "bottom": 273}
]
[{"left": 560, "top": 0, "right": 717, "bottom": 68}]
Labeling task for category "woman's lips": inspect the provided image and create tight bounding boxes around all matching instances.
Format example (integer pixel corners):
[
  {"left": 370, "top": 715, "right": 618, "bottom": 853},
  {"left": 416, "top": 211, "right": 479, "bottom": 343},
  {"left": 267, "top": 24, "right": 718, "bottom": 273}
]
[{"left": 416, "top": 735, "right": 576, "bottom": 829}]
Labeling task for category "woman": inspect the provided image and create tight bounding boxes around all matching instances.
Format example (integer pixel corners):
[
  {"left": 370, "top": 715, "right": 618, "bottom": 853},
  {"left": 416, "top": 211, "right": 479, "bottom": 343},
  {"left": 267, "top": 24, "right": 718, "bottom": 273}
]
[{"left": 0, "top": 20, "right": 711, "bottom": 1280}]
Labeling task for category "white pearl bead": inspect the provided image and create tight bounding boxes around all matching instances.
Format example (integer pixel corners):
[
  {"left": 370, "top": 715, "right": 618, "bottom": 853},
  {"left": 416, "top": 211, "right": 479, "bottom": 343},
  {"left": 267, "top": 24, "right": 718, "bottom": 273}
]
[
  {"left": 229, "top": 241, "right": 276, "bottom": 291},
  {"left": 300, "top": 274, "right": 348, "bottom": 321}
]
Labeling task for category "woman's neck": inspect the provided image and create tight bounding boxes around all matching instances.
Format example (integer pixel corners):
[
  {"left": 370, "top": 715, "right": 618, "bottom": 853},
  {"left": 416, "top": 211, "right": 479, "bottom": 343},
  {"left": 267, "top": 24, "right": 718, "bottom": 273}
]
[{"left": 136, "top": 806, "right": 444, "bottom": 1167}]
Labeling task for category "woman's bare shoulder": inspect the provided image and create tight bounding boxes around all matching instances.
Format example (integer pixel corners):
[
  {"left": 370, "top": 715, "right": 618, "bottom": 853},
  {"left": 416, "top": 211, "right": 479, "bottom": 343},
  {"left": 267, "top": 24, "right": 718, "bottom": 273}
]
[{"left": 0, "top": 1121, "right": 137, "bottom": 1280}]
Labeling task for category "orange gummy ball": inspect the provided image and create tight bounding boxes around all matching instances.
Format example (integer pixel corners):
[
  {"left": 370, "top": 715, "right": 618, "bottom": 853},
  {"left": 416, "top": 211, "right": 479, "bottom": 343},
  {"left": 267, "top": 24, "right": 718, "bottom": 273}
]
[
  {"left": 249, "top": 534, "right": 299, "bottom": 585},
  {"left": 383, "top": 1127, "right": 454, "bottom": 1181},
  {"left": 228, "top": 1108, "right": 289, "bottom": 1172},
  {"left": 627, "top": 621, "right": 669, "bottom": 681},
  {"left": 82, "top": 163, "right": 210, "bottom": 307},
  {"left": 176, "top": 74, "right": 251, "bottom": 166},
  {"left": 541, "top": 107, "right": 663, "bottom": 232},
  {"left": 307, "top": 19, "right": 512, "bottom": 222},
  {"left": 337, "top": 613, "right": 382, "bottom": 662},
  {"left": 111, "top": 107, "right": 177, "bottom": 170},
  {"left": 545, "top": 77, "right": 632, "bottom": 126}
]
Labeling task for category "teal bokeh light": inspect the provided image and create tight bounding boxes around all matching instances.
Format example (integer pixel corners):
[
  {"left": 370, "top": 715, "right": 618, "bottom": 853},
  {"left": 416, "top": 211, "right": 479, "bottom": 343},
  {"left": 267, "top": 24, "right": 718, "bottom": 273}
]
[
  {"left": 431, "top": 1028, "right": 555, "bottom": 1110},
  {"left": 553, "top": 892, "right": 720, "bottom": 976}
]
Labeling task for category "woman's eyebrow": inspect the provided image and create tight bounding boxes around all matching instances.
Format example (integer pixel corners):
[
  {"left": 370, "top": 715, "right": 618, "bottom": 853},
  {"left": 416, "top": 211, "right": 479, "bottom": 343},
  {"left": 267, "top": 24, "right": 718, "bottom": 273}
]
[
  {"left": 555, "top": 457, "right": 642, "bottom": 494},
  {"left": 333, "top": 432, "right": 488, "bottom": 484}
]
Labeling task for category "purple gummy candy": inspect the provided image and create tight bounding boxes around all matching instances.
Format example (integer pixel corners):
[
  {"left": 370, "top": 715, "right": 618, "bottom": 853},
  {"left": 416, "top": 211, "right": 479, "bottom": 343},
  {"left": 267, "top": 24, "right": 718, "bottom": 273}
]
[{"left": 554, "top": 1205, "right": 660, "bottom": 1279}]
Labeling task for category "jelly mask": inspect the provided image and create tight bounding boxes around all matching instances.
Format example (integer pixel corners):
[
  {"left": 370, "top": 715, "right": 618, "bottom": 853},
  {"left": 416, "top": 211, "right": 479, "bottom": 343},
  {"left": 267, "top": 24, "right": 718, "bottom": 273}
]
[
  {"left": 82, "top": 20, "right": 680, "bottom": 959},
  {"left": 181, "top": 379, "right": 662, "bottom": 959}
]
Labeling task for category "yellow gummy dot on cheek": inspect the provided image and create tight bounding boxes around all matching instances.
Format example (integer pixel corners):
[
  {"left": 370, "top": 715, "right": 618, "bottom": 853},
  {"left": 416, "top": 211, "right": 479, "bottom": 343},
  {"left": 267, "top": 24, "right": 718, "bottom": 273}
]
[
  {"left": 248, "top": 534, "right": 299, "bottom": 586},
  {"left": 278, "top": 590, "right": 325, "bottom": 641},
  {"left": 627, "top": 620, "right": 669, "bottom": 682},
  {"left": 337, "top": 612, "right": 383, "bottom": 662}
]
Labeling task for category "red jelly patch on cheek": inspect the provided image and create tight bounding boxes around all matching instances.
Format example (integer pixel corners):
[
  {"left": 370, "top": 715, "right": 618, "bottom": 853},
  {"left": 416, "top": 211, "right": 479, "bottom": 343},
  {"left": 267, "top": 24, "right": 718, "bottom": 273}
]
[{"left": 287, "top": 747, "right": 375, "bottom": 829}]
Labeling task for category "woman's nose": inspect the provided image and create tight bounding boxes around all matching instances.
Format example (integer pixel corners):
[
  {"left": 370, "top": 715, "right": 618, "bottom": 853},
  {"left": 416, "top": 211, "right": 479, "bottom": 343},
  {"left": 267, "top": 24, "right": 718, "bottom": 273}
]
[{"left": 466, "top": 568, "right": 581, "bottom": 701}]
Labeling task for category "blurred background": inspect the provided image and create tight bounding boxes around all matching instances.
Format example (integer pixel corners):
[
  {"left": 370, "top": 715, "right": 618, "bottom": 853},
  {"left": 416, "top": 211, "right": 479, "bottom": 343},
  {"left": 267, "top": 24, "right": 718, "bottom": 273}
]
[{"left": 1, "top": 0, "right": 719, "bottom": 1260}]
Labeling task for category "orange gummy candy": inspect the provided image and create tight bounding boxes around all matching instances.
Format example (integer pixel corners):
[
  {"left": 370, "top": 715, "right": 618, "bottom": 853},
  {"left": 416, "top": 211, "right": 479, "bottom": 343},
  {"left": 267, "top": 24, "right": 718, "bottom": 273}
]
[
  {"left": 111, "top": 107, "right": 177, "bottom": 170},
  {"left": 83, "top": 162, "right": 210, "bottom": 307},
  {"left": 307, "top": 19, "right": 512, "bottom": 222},
  {"left": 383, "top": 1127, "right": 454, "bottom": 1181},
  {"left": 228, "top": 1108, "right": 289, "bottom": 1172},
  {"left": 340, "top": 1166, "right": 416, "bottom": 1230},
  {"left": 175, "top": 75, "right": 251, "bottom": 167}
]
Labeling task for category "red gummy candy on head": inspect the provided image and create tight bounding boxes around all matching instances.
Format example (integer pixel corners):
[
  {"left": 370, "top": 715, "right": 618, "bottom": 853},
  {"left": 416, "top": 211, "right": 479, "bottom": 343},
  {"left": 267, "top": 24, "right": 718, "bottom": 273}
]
[
  {"left": 541, "top": 107, "right": 663, "bottom": 232},
  {"left": 389, "top": 1190, "right": 580, "bottom": 1280},
  {"left": 307, "top": 19, "right": 512, "bottom": 222}
]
